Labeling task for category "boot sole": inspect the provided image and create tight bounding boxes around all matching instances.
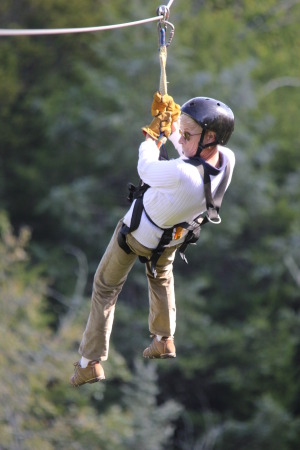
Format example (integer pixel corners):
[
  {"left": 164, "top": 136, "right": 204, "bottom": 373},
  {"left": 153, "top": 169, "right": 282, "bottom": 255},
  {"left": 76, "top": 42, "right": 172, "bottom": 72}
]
[
  {"left": 70, "top": 375, "right": 105, "bottom": 387},
  {"left": 87, "top": 375, "right": 106, "bottom": 384},
  {"left": 144, "top": 353, "right": 176, "bottom": 359}
]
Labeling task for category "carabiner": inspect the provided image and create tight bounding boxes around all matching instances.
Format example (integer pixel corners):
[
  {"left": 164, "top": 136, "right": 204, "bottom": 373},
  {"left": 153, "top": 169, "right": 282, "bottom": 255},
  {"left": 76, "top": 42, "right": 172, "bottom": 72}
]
[
  {"left": 156, "top": 4, "right": 175, "bottom": 48},
  {"left": 157, "top": 20, "right": 175, "bottom": 48}
]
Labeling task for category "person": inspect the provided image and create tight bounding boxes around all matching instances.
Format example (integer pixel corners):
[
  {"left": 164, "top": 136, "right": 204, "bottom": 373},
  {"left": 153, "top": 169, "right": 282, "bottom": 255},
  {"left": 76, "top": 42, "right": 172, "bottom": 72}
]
[{"left": 69, "top": 92, "right": 235, "bottom": 387}]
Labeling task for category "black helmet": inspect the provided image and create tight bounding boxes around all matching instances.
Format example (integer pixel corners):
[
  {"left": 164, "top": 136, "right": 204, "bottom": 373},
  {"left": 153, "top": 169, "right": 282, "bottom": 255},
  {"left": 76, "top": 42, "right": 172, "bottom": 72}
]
[{"left": 181, "top": 97, "right": 234, "bottom": 145}]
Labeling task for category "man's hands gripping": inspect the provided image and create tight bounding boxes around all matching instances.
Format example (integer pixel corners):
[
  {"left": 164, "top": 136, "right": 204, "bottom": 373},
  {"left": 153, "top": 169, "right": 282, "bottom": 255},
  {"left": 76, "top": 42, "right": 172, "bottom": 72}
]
[
  {"left": 151, "top": 91, "right": 181, "bottom": 123},
  {"left": 142, "top": 91, "right": 181, "bottom": 141}
]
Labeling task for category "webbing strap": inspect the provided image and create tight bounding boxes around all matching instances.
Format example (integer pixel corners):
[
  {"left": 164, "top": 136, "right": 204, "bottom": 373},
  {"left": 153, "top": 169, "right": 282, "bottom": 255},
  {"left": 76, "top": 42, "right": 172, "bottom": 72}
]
[
  {"left": 148, "top": 228, "right": 173, "bottom": 277},
  {"left": 185, "top": 157, "right": 231, "bottom": 224},
  {"left": 159, "top": 44, "right": 168, "bottom": 95},
  {"left": 159, "top": 143, "right": 169, "bottom": 161},
  {"left": 211, "top": 161, "right": 231, "bottom": 210},
  {"left": 129, "top": 197, "right": 144, "bottom": 232},
  {"left": 199, "top": 161, "right": 231, "bottom": 224},
  {"left": 198, "top": 165, "right": 220, "bottom": 223}
]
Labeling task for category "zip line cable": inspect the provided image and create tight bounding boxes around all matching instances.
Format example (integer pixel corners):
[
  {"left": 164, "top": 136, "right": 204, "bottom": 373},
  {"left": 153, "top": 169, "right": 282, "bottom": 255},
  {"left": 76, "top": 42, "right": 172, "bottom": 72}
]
[
  {"left": 0, "top": 16, "right": 162, "bottom": 37},
  {"left": 0, "top": 1, "right": 175, "bottom": 37}
]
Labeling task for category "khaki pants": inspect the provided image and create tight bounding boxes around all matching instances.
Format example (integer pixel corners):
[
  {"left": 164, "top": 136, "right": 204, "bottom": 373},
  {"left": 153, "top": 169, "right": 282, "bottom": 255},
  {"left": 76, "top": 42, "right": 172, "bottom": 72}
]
[{"left": 79, "top": 219, "right": 178, "bottom": 361}]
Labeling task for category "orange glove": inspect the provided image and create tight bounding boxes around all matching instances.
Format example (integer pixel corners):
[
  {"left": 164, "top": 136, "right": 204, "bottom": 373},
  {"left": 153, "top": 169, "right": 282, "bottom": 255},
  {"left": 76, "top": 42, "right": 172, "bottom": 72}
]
[
  {"left": 142, "top": 111, "right": 172, "bottom": 140},
  {"left": 166, "top": 98, "right": 181, "bottom": 123},
  {"left": 151, "top": 91, "right": 174, "bottom": 117},
  {"left": 151, "top": 91, "right": 181, "bottom": 123}
]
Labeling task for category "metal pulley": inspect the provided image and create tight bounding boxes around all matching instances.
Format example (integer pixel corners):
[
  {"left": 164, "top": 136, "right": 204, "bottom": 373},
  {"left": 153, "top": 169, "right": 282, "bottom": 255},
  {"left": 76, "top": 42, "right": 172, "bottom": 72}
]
[{"left": 156, "top": 5, "right": 170, "bottom": 21}]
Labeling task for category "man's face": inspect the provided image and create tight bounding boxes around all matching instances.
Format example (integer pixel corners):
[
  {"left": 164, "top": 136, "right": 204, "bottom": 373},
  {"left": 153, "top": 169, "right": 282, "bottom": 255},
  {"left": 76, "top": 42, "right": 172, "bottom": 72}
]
[
  {"left": 178, "top": 117, "right": 202, "bottom": 157},
  {"left": 178, "top": 117, "right": 217, "bottom": 157}
]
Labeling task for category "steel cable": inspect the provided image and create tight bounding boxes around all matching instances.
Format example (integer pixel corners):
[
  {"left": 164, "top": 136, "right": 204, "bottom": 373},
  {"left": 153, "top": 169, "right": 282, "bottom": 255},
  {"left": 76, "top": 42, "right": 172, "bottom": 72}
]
[{"left": 0, "top": 2, "right": 176, "bottom": 37}]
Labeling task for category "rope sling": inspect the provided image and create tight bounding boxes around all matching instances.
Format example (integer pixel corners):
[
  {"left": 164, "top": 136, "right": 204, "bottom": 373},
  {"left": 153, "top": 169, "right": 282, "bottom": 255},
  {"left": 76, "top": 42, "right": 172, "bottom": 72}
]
[{"left": 156, "top": 6, "right": 175, "bottom": 158}]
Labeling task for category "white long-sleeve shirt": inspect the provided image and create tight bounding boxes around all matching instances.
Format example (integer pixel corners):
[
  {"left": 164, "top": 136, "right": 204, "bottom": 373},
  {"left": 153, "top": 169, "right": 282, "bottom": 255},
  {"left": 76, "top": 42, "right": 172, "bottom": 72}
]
[{"left": 123, "top": 130, "right": 235, "bottom": 249}]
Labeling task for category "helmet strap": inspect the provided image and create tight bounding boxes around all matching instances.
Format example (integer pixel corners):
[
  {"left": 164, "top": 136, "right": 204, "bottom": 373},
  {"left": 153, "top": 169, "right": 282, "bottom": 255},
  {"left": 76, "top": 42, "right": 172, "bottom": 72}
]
[
  {"left": 195, "top": 128, "right": 206, "bottom": 157},
  {"left": 196, "top": 128, "right": 218, "bottom": 157}
]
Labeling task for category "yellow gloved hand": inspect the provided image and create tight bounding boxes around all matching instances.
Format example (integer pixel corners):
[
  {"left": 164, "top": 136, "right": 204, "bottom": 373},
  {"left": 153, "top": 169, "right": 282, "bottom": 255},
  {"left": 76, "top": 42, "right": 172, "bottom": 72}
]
[
  {"left": 152, "top": 91, "right": 181, "bottom": 123},
  {"left": 151, "top": 91, "right": 175, "bottom": 117},
  {"left": 142, "top": 111, "right": 172, "bottom": 140},
  {"left": 160, "top": 111, "right": 173, "bottom": 137},
  {"left": 166, "top": 98, "right": 181, "bottom": 123}
]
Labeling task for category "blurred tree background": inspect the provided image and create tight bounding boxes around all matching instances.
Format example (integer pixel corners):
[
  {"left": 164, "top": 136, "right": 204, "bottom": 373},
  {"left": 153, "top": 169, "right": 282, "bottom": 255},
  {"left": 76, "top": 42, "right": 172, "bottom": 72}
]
[{"left": 1, "top": 0, "right": 300, "bottom": 449}]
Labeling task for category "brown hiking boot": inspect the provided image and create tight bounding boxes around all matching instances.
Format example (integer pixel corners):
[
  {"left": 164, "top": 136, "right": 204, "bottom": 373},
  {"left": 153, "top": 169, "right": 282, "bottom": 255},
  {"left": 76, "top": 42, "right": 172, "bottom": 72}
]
[
  {"left": 143, "top": 335, "right": 176, "bottom": 359},
  {"left": 69, "top": 360, "right": 105, "bottom": 387}
]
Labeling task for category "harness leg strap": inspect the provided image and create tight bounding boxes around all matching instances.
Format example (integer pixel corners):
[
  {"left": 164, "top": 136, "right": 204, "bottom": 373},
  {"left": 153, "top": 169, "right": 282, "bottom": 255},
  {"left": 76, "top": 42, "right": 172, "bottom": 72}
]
[{"left": 117, "top": 224, "right": 133, "bottom": 255}]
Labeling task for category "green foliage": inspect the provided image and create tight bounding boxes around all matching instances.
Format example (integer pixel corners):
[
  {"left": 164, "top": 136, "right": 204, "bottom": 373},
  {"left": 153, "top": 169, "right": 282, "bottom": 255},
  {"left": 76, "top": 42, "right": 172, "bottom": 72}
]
[
  {"left": 96, "top": 360, "right": 182, "bottom": 450},
  {"left": 196, "top": 395, "right": 300, "bottom": 450},
  {"left": 0, "top": 212, "right": 181, "bottom": 449}
]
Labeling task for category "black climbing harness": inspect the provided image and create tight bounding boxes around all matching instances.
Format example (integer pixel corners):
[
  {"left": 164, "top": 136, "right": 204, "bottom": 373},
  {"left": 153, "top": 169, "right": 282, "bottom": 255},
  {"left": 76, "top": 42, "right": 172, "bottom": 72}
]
[{"left": 118, "top": 156, "right": 231, "bottom": 277}]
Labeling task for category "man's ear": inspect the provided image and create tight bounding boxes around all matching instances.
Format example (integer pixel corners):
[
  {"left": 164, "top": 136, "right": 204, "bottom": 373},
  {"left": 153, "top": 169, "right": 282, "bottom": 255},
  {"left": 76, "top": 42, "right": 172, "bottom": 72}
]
[{"left": 207, "top": 131, "right": 216, "bottom": 143}]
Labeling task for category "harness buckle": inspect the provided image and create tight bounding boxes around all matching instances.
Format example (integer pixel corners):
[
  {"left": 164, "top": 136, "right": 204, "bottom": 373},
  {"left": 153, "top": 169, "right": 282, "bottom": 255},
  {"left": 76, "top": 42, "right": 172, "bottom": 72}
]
[
  {"left": 173, "top": 226, "right": 184, "bottom": 240},
  {"left": 206, "top": 214, "right": 222, "bottom": 224}
]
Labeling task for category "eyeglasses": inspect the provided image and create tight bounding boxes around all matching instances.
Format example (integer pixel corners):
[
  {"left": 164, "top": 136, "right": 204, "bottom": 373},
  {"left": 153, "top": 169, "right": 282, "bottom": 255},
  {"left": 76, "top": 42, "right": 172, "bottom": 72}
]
[{"left": 179, "top": 129, "right": 202, "bottom": 142}]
